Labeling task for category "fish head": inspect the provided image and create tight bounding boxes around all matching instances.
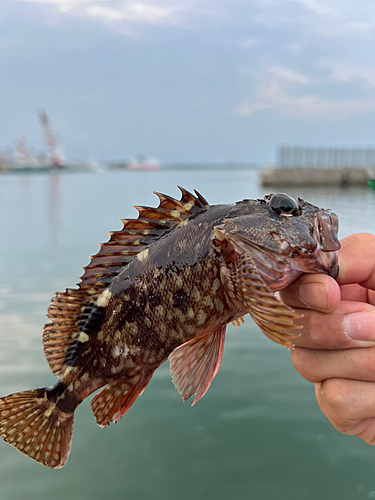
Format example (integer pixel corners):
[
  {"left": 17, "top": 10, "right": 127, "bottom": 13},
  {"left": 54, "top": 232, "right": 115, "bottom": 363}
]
[{"left": 213, "top": 193, "right": 340, "bottom": 291}]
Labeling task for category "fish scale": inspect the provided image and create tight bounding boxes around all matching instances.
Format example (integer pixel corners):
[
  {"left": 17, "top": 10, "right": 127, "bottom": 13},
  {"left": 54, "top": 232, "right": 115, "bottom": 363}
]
[{"left": 0, "top": 188, "right": 340, "bottom": 468}]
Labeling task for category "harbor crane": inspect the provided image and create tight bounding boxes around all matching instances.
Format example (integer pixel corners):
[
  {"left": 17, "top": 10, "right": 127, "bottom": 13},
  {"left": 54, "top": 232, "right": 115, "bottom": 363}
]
[{"left": 38, "top": 110, "right": 64, "bottom": 167}]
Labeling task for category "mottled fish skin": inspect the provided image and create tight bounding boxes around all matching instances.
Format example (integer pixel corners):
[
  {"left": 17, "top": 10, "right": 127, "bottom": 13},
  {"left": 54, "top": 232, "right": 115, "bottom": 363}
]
[
  {"left": 80, "top": 204, "right": 239, "bottom": 375},
  {"left": 0, "top": 189, "right": 340, "bottom": 469}
]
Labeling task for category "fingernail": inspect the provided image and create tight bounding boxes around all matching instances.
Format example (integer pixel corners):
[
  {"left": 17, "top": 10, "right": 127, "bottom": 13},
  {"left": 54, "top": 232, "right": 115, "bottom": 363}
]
[
  {"left": 343, "top": 311, "right": 375, "bottom": 342},
  {"left": 300, "top": 283, "right": 327, "bottom": 310}
]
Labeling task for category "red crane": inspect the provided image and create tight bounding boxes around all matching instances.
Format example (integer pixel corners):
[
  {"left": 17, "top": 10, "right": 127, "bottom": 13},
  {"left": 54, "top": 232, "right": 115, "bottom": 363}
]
[{"left": 38, "top": 110, "right": 64, "bottom": 167}]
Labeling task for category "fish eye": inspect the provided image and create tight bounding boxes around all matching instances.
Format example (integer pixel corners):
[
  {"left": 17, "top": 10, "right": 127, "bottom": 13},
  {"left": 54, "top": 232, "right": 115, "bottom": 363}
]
[{"left": 269, "top": 194, "right": 299, "bottom": 216}]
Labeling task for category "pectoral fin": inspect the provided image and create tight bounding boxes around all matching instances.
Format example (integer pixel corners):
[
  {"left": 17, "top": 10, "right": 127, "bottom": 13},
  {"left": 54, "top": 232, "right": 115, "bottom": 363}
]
[
  {"left": 169, "top": 325, "right": 226, "bottom": 406},
  {"left": 229, "top": 255, "right": 302, "bottom": 347}
]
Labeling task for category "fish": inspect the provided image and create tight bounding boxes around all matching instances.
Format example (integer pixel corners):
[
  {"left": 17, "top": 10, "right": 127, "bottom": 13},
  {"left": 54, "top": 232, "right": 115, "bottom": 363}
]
[{"left": 0, "top": 188, "right": 340, "bottom": 468}]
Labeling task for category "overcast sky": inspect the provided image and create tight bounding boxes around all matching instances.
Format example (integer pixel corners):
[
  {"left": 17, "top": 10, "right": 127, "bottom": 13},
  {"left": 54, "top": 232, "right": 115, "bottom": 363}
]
[{"left": 1, "top": 0, "right": 375, "bottom": 162}]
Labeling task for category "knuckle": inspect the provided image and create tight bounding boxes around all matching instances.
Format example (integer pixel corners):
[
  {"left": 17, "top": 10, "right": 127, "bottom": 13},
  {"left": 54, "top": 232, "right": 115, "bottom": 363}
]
[
  {"left": 335, "top": 422, "right": 357, "bottom": 435},
  {"left": 360, "top": 348, "right": 375, "bottom": 376},
  {"left": 290, "top": 348, "right": 305, "bottom": 372},
  {"left": 302, "top": 314, "right": 326, "bottom": 346},
  {"left": 358, "top": 432, "right": 375, "bottom": 446},
  {"left": 291, "top": 348, "right": 319, "bottom": 382},
  {"left": 320, "top": 378, "right": 349, "bottom": 411},
  {"left": 319, "top": 379, "right": 357, "bottom": 433}
]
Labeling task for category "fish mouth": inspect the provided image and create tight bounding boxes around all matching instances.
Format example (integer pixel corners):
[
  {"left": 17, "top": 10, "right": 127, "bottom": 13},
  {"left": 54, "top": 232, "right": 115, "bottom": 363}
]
[
  {"left": 214, "top": 208, "right": 340, "bottom": 291},
  {"left": 290, "top": 244, "right": 339, "bottom": 282},
  {"left": 291, "top": 209, "right": 340, "bottom": 281}
]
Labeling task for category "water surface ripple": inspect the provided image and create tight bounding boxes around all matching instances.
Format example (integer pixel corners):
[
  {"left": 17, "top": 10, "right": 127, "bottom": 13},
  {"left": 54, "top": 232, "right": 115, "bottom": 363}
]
[{"left": 0, "top": 170, "right": 374, "bottom": 500}]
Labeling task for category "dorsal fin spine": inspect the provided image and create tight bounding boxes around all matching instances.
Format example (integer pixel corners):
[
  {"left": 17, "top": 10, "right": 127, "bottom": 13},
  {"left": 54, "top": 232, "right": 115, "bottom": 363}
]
[
  {"left": 153, "top": 192, "right": 192, "bottom": 214},
  {"left": 193, "top": 189, "right": 209, "bottom": 207}
]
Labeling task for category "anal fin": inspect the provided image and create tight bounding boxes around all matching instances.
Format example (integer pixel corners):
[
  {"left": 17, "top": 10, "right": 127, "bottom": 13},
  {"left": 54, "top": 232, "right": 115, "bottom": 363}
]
[
  {"left": 91, "top": 372, "right": 153, "bottom": 428},
  {"left": 169, "top": 325, "right": 226, "bottom": 406}
]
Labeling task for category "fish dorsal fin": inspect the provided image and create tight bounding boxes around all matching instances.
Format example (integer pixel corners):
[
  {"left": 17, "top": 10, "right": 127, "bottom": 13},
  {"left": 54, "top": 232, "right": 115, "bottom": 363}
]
[
  {"left": 79, "top": 186, "right": 209, "bottom": 292},
  {"left": 43, "top": 187, "right": 209, "bottom": 376}
]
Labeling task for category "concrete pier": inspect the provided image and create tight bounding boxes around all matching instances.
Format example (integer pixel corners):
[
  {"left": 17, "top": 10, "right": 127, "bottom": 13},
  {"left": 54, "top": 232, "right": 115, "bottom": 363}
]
[{"left": 261, "top": 167, "right": 369, "bottom": 187}]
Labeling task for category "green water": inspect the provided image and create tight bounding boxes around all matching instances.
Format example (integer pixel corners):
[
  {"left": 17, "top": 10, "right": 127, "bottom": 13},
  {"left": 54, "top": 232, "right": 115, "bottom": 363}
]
[{"left": 0, "top": 170, "right": 375, "bottom": 499}]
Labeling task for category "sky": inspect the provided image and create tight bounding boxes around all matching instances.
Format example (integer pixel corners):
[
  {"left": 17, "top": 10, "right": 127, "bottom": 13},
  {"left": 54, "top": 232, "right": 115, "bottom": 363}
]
[{"left": 1, "top": 0, "right": 375, "bottom": 163}]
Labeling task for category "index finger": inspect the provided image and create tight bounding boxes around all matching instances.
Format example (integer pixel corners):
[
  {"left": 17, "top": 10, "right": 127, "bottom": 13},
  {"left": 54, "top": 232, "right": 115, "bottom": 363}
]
[{"left": 338, "top": 233, "right": 375, "bottom": 289}]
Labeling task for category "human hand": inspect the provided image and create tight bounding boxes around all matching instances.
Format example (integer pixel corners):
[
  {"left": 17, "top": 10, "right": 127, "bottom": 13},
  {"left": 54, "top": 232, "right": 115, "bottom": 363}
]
[{"left": 280, "top": 233, "right": 375, "bottom": 444}]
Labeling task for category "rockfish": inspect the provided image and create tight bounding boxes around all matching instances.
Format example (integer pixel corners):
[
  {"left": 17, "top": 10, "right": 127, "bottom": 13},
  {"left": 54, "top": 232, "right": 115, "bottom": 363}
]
[{"left": 0, "top": 188, "right": 340, "bottom": 468}]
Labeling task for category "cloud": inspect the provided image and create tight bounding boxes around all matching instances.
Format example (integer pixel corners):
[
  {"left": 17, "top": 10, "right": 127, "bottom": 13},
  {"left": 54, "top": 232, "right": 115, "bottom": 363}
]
[
  {"left": 321, "top": 61, "right": 375, "bottom": 89},
  {"left": 252, "top": 0, "right": 375, "bottom": 43},
  {"left": 237, "top": 65, "right": 375, "bottom": 120},
  {"left": 235, "top": 38, "right": 260, "bottom": 49},
  {"left": 296, "top": 0, "right": 331, "bottom": 15},
  {"left": 19, "top": 0, "right": 81, "bottom": 14},
  {"left": 86, "top": 3, "right": 172, "bottom": 24},
  {"left": 17, "top": 0, "right": 178, "bottom": 26},
  {"left": 266, "top": 66, "right": 311, "bottom": 85},
  {"left": 13, "top": 0, "right": 375, "bottom": 43},
  {"left": 4, "top": 0, "right": 375, "bottom": 160},
  {"left": 237, "top": 90, "right": 375, "bottom": 120}
]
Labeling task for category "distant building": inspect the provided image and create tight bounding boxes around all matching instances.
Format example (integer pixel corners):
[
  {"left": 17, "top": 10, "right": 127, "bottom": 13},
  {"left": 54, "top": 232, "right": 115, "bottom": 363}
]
[{"left": 277, "top": 146, "right": 375, "bottom": 169}]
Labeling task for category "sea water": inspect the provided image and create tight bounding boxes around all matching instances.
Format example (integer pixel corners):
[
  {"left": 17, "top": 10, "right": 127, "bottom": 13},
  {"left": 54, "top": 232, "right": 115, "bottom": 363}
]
[{"left": 0, "top": 169, "right": 374, "bottom": 500}]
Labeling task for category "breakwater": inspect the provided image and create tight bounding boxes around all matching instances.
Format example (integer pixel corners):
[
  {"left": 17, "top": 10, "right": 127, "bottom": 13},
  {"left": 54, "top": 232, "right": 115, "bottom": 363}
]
[{"left": 261, "top": 167, "right": 369, "bottom": 187}]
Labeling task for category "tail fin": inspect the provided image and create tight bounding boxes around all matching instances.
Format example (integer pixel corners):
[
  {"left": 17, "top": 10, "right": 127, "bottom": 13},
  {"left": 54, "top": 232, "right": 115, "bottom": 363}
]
[{"left": 0, "top": 388, "right": 74, "bottom": 468}]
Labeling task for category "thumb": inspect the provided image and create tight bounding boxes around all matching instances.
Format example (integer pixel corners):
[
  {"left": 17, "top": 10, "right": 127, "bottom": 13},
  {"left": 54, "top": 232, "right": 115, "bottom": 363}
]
[{"left": 338, "top": 233, "right": 375, "bottom": 290}]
